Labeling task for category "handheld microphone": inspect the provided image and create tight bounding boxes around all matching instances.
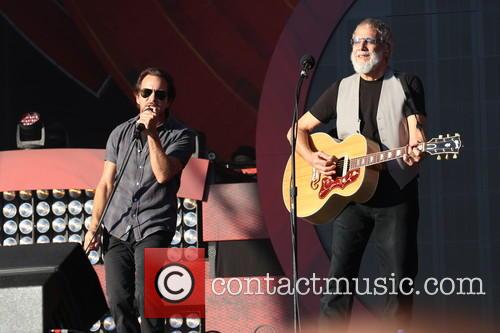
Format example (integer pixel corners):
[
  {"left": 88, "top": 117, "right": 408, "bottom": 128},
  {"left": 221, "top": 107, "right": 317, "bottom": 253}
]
[
  {"left": 300, "top": 54, "right": 316, "bottom": 77},
  {"left": 136, "top": 123, "right": 145, "bottom": 132},
  {"left": 134, "top": 107, "right": 153, "bottom": 138},
  {"left": 133, "top": 123, "right": 144, "bottom": 139}
]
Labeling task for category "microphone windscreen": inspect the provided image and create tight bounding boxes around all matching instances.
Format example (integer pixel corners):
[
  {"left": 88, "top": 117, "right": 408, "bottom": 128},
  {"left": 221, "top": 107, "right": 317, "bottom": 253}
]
[{"left": 300, "top": 54, "right": 316, "bottom": 70}]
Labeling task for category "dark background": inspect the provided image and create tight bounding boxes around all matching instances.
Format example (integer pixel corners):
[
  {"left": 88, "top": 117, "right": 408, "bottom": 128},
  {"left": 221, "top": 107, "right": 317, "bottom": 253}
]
[
  {"left": 309, "top": 0, "right": 500, "bottom": 322},
  {"left": 0, "top": 14, "right": 134, "bottom": 150}
]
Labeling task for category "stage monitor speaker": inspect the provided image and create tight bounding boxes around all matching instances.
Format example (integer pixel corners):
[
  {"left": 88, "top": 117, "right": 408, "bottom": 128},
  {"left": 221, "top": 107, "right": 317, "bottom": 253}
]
[{"left": 0, "top": 243, "right": 108, "bottom": 332}]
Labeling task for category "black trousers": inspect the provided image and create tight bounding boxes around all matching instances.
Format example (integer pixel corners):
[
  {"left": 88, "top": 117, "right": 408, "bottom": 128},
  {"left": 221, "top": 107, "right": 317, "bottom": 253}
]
[
  {"left": 104, "top": 231, "right": 174, "bottom": 333},
  {"left": 320, "top": 197, "right": 419, "bottom": 327}
]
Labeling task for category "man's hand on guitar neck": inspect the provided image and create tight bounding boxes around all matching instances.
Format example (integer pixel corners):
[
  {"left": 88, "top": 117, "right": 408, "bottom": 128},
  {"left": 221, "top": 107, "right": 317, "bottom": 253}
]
[
  {"left": 403, "top": 136, "right": 425, "bottom": 166},
  {"left": 310, "top": 151, "right": 337, "bottom": 176},
  {"left": 404, "top": 114, "right": 427, "bottom": 166}
]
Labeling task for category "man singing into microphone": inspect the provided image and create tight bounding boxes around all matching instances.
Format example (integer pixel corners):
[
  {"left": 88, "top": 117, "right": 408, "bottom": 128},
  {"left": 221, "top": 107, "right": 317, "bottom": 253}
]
[{"left": 84, "top": 67, "right": 195, "bottom": 333}]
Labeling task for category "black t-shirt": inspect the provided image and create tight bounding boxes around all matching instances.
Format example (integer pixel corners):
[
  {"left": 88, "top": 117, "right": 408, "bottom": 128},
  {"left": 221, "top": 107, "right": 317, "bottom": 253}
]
[
  {"left": 310, "top": 72, "right": 426, "bottom": 145},
  {"left": 309, "top": 72, "right": 425, "bottom": 206}
]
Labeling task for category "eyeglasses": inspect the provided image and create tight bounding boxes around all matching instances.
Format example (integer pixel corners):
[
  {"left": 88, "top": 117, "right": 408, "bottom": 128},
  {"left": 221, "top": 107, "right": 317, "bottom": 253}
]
[
  {"left": 139, "top": 88, "right": 167, "bottom": 101},
  {"left": 350, "top": 36, "right": 382, "bottom": 46}
]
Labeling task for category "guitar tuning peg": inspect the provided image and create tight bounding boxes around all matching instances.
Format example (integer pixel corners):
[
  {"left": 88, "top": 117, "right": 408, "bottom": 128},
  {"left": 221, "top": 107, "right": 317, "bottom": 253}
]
[
  {"left": 437, "top": 155, "right": 442, "bottom": 160},
  {"left": 446, "top": 133, "right": 450, "bottom": 137},
  {"left": 454, "top": 133, "right": 459, "bottom": 136},
  {"left": 438, "top": 135, "right": 443, "bottom": 139},
  {"left": 453, "top": 154, "right": 458, "bottom": 159},
  {"left": 445, "top": 154, "right": 449, "bottom": 160}
]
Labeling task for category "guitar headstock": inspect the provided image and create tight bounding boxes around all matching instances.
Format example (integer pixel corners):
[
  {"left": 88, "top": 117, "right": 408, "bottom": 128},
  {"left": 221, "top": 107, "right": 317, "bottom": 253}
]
[{"left": 424, "top": 133, "right": 462, "bottom": 160}]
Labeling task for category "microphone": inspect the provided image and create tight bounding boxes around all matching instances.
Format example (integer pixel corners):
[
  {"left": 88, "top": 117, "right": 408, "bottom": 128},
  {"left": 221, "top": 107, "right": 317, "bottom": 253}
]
[
  {"left": 134, "top": 123, "right": 144, "bottom": 139},
  {"left": 300, "top": 54, "right": 315, "bottom": 77},
  {"left": 134, "top": 107, "right": 153, "bottom": 138}
]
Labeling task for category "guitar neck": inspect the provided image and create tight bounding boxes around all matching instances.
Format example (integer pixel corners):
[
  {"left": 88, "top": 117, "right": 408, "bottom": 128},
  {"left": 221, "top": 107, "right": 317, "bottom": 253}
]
[{"left": 348, "top": 145, "right": 412, "bottom": 170}]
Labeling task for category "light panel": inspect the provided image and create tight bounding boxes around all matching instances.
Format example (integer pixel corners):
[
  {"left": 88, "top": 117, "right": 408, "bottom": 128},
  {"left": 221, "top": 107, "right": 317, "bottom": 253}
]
[
  {"left": 68, "top": 217, "right": 83, "bottom": 232},
  {"left": 84, "top": 200, "right": 93, "bottom": 215},
  {"left": 68, "top": 200, "right": 83, "bottom": 215},
  {"left": 52, "top": 217, "right": 66, "bottom": 233},
  {"left": 3, "top": 220, "right": 17, "bottom": 235},
  {"left": 69, "top": 189, "right": 81, "bottom": 199},
  {"left": 36, "top": 190, "right": 49, "bottom": 200},
  {"left": 2, "top": 203, "right": 17, "bottom": 219},
  {"left": 18, "top": 202, "right": 33, "bottom": 218},
  {"left": 68, "top": 234, "right": 82, "bottom": 244},
  {"left": 19, "top": 219, "right": 33, "bottom": 234},
  {"left": 51, "top": 201, "right": 66, "bottom": 216},
  {"left": 20, "top": 236, "right": 33, "bottom": 245},
  {"left": 19, "top": 190, "right": 32, "bottom": 201},
  {"left": 102, "top": 316, "right": 116, "bottom": 331},
  {"left": 0, "top": 189, "right": 206, "bottom": 333},
  {"left": 2, "top": 191, "right": 16, "bottom": 201},
  {"left": 53, "top": 234, "right": 67, "bottom": 243},
  {"left": 36, "top": 235, "right": 50, "bottom": 244},
  {"left": 3, "top": 237, "right": 17, "bottom": 246},
  {"left": 36, "top": 201, "right": 50, "bottom": 216},
  {"left": 169, "top": 317, "right": 183, "bottom": 329},
  {"left": 36, "top": 218, "right": 50, "bottom": 233},
  {"left": 52, "top": 189, "right": 65, "bottom": 199}
]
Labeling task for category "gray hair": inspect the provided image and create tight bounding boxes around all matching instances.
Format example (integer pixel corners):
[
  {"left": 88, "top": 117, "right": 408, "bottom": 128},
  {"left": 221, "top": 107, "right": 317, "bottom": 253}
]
[{"left": 355, "top": 18, "right": 393, "bottom": 55}]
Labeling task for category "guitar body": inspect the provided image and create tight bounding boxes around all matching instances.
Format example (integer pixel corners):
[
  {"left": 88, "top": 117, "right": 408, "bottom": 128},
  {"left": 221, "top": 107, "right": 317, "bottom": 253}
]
[{"left": 282, "top": 133, "right": 380, "bottom": 225}]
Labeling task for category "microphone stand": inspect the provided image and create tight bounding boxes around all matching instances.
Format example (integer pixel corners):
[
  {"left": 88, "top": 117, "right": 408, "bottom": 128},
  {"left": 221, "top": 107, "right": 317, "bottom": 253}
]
[
  {"left": 84, "top": 128, "right": 142, "bottom": 255},
  {"left": 289, "top": 68, "right": 309, "bottom": 333}
]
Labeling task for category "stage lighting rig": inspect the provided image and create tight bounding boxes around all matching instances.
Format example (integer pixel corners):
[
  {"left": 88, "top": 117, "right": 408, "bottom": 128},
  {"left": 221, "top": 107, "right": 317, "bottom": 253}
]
[{"left": 16, "top": 112, "right": 45, "bottom": 149}]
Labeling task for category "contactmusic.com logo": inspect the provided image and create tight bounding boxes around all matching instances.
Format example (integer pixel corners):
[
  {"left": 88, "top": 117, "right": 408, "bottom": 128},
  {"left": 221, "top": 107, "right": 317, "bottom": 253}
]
[{"left": 145, "top": 248, "right": 205, "bottom": 318}]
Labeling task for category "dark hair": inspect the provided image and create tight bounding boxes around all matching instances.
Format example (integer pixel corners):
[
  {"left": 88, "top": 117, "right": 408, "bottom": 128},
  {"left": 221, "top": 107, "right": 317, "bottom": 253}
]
[
  {"left": 355, "top": 18, "right": 393, "bottom": 55},
  {"left": 135, "top": 67, "right": 176, "bottom": 103}
]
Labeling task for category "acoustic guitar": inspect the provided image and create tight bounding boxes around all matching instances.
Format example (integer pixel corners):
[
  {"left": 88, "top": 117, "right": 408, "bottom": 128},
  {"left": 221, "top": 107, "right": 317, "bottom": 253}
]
[{"left": 282, "top": 132, "right": 462, "bottom": 225}]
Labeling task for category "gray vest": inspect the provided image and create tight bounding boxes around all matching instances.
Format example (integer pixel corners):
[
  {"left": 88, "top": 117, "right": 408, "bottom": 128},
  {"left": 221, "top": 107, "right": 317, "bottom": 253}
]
[{"left": 336, "top": 69, "right": 418, "bottom": 188}]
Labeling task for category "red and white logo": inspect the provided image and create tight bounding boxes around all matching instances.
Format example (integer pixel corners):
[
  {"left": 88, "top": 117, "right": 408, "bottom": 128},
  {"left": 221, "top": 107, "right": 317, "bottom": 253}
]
[{"left": 144, "top": 248, "right": 205, "bottom": 318}]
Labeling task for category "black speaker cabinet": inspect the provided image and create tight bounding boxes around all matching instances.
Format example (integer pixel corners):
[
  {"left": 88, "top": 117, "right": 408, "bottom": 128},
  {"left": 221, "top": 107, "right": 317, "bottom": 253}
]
[{"left": 0, "top": 243, "right": 108, "bottom": 332}]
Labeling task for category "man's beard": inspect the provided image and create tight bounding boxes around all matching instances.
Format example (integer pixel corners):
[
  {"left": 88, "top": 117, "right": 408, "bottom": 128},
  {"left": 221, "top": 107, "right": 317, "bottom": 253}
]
[{"left": 350, "top": 50, "right": 382, "bottom": 74}]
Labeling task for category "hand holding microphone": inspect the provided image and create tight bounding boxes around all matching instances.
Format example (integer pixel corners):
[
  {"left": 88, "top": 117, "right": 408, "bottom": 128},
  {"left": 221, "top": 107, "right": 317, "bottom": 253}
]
[{"left": 136, "top": 106, "right": 159, "bottom": 136}]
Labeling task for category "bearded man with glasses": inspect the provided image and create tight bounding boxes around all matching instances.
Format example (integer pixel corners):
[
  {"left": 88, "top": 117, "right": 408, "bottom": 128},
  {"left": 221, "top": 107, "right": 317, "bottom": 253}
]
[
  {"left": 84, "top": 67, "right": 195, "bottom": 333},
  {"left": 288, "top": 18, "right": 427, "bottom": 330}
]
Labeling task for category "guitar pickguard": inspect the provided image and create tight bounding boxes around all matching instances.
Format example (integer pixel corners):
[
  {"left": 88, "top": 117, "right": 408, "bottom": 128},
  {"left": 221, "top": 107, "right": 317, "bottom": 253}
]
[{"left": 318, "top": 169, "right": 360, "bottom": 199}]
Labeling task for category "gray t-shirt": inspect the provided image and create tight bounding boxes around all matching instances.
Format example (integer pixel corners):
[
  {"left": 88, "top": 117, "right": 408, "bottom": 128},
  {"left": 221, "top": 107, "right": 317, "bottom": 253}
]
[{"left": 103, "top": 114, "right": 195, "bottom": 241}]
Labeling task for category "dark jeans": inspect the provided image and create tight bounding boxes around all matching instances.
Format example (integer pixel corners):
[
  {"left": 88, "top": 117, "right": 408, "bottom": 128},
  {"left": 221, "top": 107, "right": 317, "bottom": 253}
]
[
  {"left": 104, "top": 231, "right": 174, "bottom": 333},
  {"left": 320, "top": 198, "right": 419, "bottom": 328}
]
